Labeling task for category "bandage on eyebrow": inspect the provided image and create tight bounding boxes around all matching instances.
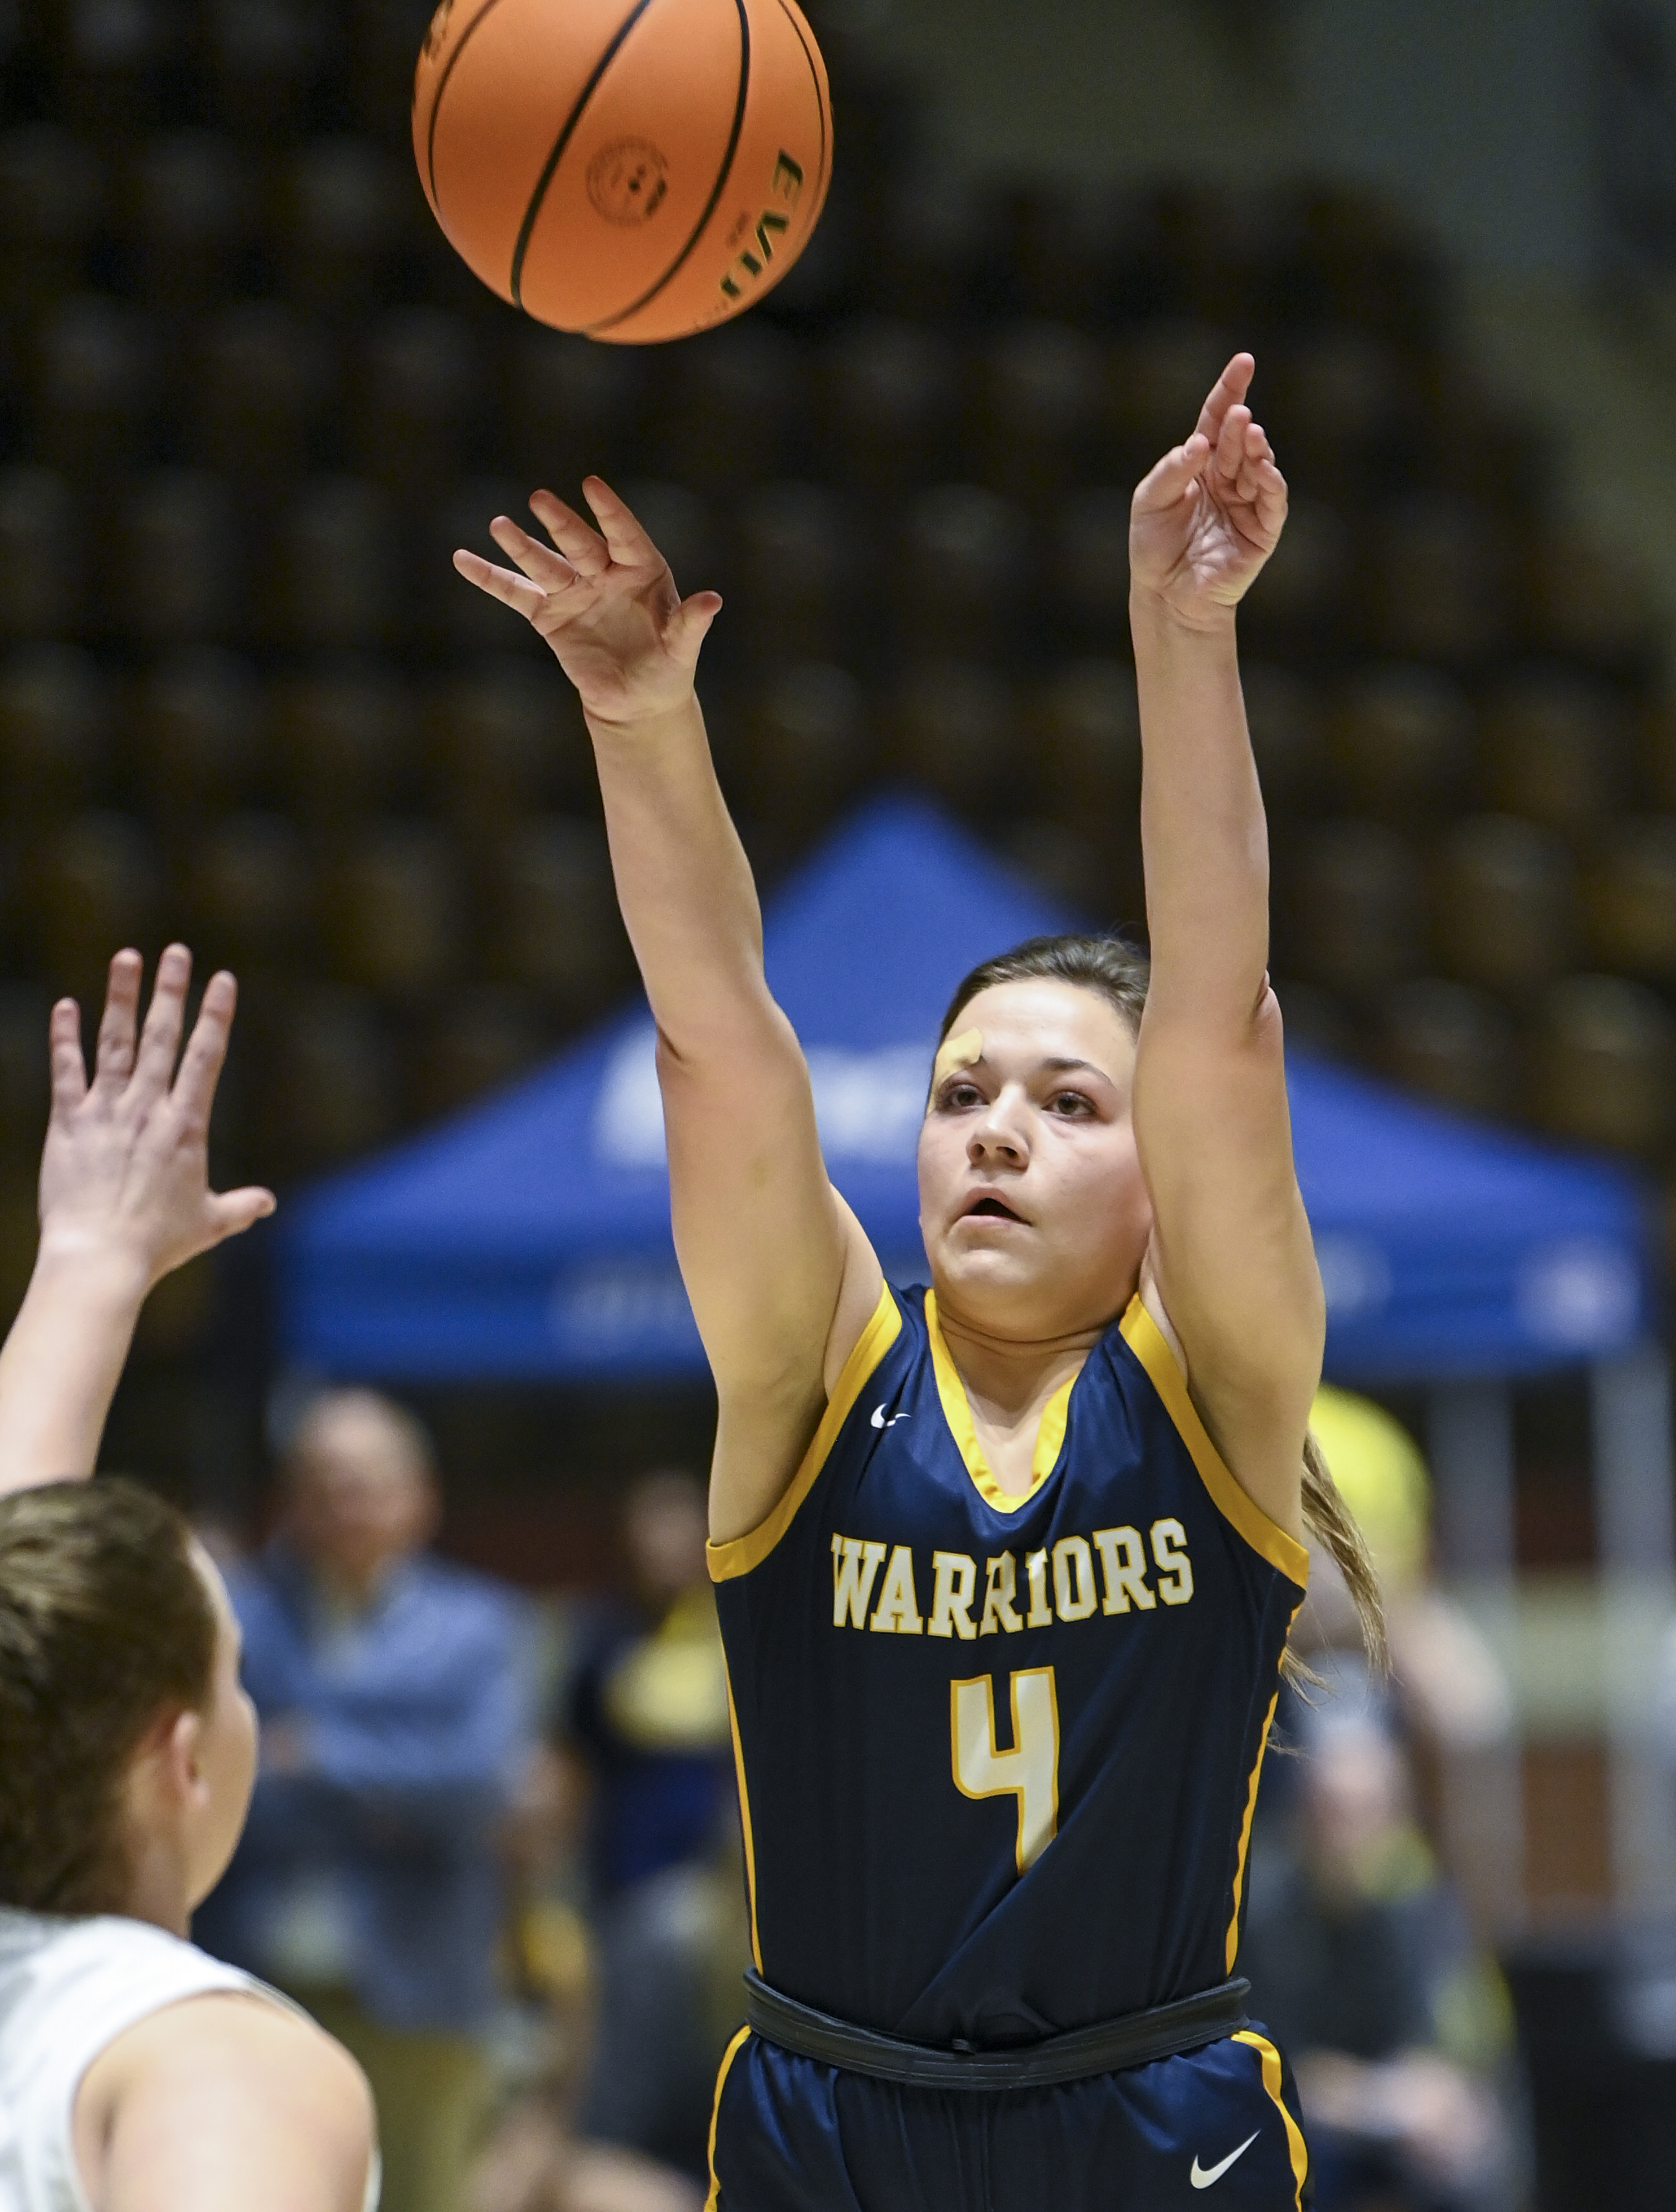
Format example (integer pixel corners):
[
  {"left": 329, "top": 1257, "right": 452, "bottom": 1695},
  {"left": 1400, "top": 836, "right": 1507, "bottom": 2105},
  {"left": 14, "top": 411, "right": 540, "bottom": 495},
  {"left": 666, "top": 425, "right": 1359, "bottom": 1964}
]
[{"left": 932, "top": 1027, "right": 983, "bottom": 1089}]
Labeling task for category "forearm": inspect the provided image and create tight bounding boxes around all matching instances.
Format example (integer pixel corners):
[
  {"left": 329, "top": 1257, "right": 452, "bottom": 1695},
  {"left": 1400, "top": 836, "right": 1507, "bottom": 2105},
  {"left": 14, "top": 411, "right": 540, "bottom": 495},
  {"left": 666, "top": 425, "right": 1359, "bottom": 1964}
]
[
  {"left": 1132, "top": 592, "right": 1270, "bottom": 1023},
  {"left": 587, "top": 692, "right": 776, "bottom": 1059},
  {"left": 0, "top": 1243, "right": 147, "bottom": 1495}
]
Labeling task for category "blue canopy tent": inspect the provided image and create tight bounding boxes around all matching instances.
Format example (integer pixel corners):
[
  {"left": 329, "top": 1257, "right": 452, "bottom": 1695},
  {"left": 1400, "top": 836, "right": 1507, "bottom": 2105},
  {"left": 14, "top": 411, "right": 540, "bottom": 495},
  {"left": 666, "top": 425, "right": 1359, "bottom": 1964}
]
[
  {"left": 281, "top": 797, "right": 1674, "bottom": 1917},
  {"left": 282, "top": 795, "right": 1653, "bottom": 1387}
]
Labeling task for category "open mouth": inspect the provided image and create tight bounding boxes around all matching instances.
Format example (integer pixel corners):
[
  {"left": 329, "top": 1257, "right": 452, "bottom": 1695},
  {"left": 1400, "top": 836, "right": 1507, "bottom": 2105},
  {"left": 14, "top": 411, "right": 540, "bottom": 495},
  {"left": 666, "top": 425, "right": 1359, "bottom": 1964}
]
[{"left": 965, "top": 1196, "right": 1024, "bottom": 1222}]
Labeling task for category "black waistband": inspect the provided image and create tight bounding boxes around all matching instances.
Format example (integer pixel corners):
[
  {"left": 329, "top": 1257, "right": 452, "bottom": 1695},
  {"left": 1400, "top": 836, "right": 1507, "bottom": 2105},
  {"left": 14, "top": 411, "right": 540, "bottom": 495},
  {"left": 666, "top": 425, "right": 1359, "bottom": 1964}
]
[{"left": 742, "top": 1970, "right": 1251, "bottom": 2092}]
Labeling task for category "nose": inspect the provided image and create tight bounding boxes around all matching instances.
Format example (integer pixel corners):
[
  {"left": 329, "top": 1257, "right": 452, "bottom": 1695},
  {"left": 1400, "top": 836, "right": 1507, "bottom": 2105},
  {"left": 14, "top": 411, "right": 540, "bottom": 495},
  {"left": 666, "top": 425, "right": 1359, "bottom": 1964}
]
[{"left": 967, "top": 1085, "right": 1029, "bottom": 1166}]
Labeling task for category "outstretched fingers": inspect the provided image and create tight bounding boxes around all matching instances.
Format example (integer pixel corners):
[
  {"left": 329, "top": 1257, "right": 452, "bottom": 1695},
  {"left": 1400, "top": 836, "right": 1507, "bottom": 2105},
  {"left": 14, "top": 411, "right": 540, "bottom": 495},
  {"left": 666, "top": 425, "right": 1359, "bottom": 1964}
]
[
  {"left": 91, "top": 950, "right": 144, "bottom": 1092},
  {"left": 528, "top": 488, "right": 611, "bottom": 574},
  {"left": 581, "top": 477, "right": 669, "bottom": 574},
  {"left": 453, "top": 547, "right": 549, "bottom": 620},
  {"left": 487, "top": 514, "right": 578, "bottom": 591},
  {"left": 131, "top": 943, "right": 192, "bottom": 1107},
  {"left": 48, "top": 999, "right": 86, "bottom": 1117},
  {"left": 170, "top": 967, "right": 238, "bottom": 1138}
]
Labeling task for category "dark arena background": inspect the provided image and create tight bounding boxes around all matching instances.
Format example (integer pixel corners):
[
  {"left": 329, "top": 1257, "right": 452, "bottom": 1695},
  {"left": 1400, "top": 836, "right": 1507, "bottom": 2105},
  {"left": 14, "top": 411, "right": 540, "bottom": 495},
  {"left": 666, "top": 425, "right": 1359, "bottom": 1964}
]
[{"left": 5, "top": 1, "right": 1676, "bottom": 2206}]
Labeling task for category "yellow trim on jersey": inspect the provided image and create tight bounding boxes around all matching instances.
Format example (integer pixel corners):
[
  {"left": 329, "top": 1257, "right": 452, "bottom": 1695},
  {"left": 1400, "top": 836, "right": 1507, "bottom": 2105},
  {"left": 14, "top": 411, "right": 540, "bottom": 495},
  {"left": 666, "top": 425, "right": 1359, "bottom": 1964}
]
[
  {"left": 1226, "top": 1687, "right": 1280, "bottom": 1973},
  {"left": 1233, "top": 2029, "right": 1309, "bottom": 2209},
  {"left": 704, "top": 2026, "right": 751, "bottom": 2212},
  {"left": 1119, "top": 1298, "right": 1310, "bottom": 1588},
  {"left": 924, "top": 1291, "right": 1073, "bottom": 1515},
  {"left": 707, "top": 1283, "right": 902, "bottom": 1583},
  {"left": 722, "top": 1656, "right": 762, "bottom": 1972}
]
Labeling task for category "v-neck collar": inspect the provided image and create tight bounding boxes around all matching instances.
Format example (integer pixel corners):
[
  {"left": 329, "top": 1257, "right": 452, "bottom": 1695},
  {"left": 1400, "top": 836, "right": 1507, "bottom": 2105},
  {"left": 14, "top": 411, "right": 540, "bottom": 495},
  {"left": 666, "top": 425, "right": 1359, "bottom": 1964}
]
[{"left": 922, "top": 1291, "right": 1077, "bottom": 1515}]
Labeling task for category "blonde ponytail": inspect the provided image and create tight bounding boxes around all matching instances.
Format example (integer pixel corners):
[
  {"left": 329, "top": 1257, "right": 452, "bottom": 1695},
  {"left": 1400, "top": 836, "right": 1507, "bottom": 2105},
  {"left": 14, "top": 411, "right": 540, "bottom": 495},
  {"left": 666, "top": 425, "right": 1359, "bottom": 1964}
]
[{"left": 1288, "top": 1430, "right": 1389, "bottom": 1682}]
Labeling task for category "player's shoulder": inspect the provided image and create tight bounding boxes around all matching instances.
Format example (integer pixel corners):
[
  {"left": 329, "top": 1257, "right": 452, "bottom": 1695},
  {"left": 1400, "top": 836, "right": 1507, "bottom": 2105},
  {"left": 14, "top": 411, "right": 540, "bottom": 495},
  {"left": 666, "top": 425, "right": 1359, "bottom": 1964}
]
[
  {"left": 85, "top": 1987, "right": 374, "bottom": 2168},
  {"left": 100, "top": 1980, "right": 357, "bottom": 2081}
]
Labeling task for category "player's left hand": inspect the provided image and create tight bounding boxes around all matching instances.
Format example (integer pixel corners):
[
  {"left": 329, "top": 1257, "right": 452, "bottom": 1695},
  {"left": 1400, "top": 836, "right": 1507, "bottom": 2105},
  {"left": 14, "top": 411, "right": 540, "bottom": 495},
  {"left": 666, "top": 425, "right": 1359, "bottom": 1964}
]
[{"left": 1128, "top": 353, "right": 1287, "bottom": 631}]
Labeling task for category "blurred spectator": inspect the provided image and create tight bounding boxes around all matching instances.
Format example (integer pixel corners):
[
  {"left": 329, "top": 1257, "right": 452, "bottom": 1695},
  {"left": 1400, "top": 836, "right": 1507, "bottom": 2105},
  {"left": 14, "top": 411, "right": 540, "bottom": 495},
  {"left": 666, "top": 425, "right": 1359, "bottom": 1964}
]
[
  {"left": 1288, "top": 1387, "right": 1515, "bottom": 1928},
  {"left": 472, "top": 2114, "right": 704, "bottom": 2212},
  {"left": 1242, "top": 1715, "right": 1519, "bottom": 2212},
  {"left": 559, "top": 1470, "right": 744, "bottom": 2182},
  {"left": 198, "top": 1389, "right": 534, "bottom": 2212},
  {"left": 1304, "top": 1387, "right": 1512, "bottom": 1752},
  {"left": 565, "top": 1471, "right": 734, "bottom": 1904}
]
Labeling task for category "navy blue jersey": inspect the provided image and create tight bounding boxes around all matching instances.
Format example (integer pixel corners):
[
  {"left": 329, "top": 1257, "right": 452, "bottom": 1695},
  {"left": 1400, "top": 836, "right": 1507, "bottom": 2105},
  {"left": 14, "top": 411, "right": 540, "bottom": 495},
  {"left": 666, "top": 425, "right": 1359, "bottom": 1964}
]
[{"left": 710, "top": 1284, "right": 1308, "bottom": 2049}]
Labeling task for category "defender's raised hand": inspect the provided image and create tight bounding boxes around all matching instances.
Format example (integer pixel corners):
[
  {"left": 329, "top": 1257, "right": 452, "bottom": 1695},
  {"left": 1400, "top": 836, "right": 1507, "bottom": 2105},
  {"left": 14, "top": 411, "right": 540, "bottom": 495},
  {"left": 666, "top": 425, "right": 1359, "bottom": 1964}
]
[
  {"left": 38, "top": 945, "right": 275, "bottom": 1292},
  {"left": 0, "top": 946, "right": 274, "bottom": 1493},
  {"left": 1129, "top": 353, "right": 1287, "bottom": 631},
  {"left": 453, "top": 477, "right": 723, "bottom": 727}
]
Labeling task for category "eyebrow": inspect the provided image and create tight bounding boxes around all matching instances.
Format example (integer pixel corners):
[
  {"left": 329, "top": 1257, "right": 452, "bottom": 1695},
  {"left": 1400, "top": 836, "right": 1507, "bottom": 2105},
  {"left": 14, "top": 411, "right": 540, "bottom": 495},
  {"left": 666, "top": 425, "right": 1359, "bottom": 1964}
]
[{"left": 937, "top": 1055, "right": 1112, "bottom": 1084}]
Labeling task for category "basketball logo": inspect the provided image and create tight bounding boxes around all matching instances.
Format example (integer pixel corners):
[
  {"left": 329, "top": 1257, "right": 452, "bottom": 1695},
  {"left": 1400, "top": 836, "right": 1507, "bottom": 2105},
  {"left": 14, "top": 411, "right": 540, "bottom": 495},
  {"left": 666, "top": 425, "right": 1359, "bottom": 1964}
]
[
  {"left": 587, "top": 139, "right": 671, "bottom": 227},
  {"left": 419, "top": 0, "right": 454, "bottom": 64}
]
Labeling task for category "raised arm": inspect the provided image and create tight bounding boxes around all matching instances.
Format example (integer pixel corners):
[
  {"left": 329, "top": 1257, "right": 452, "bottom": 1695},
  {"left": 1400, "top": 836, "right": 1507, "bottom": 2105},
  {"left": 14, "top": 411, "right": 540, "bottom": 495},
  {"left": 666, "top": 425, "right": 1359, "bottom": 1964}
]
[
  {"left": 456, "top": 483, "right": 881, "bottom": 1542},
  {"left": 0, "top": 947, "right": 274, "bottom": 1498},
  {"left": 1128, "top": 356, "right": 1323, "bottom": 1539}
]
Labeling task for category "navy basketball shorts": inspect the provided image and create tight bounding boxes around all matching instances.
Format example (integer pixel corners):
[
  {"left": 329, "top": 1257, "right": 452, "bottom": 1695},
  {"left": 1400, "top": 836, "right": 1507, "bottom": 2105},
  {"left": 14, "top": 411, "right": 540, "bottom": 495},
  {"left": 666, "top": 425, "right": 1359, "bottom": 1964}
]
[{"left": 705, "top": 2024, "right": 1312, "bottom": 2211}]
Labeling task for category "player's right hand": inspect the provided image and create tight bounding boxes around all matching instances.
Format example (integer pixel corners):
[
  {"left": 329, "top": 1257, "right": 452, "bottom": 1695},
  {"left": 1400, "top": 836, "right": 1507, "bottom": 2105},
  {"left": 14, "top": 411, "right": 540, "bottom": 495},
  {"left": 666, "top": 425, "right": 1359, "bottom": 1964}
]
[
  {"left": 38, "top": 946, "right": 276, "bottom": 1293},
  {"left": 1129, "top": 353, "right": 1287, "bottom": 634},
  {"left": 453, "top": 476, "right": 722, "bottom": 727}
]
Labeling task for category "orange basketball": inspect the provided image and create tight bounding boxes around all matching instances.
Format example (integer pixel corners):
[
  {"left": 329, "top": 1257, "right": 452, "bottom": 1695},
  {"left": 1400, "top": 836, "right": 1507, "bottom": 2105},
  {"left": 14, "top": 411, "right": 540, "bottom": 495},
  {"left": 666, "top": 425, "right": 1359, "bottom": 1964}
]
[{"left": 413, "top": 0, "right": 832, "bottom": 344}]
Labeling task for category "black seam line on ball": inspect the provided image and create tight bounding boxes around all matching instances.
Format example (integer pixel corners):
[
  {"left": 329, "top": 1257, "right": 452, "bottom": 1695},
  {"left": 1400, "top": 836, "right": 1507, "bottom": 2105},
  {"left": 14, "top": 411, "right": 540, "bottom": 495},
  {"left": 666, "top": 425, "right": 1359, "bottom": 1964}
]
[
  {"left": 585, "top": 0, "right": 751, "bottom": 334},
  {"left": 425, "top": 0, "right": 516, "bottom": 210},
  {"left": 774, "top": 0, "right": 829, "bottom": 209},
  {"left": 509, "top": 0, "right": 663, "bottom": 311}
]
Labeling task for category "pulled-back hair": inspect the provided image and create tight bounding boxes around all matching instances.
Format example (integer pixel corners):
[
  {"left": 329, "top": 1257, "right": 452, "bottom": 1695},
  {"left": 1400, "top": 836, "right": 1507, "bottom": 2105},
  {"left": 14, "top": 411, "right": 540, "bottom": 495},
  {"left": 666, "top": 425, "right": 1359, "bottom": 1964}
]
[
  {"left": 0, "top": 1479, "right": 218, "bottom": 1914},
  {"left": 938, "top": 931, "right": 1150, "bottom": 1057},
  {"left": 935, "top": 931, "right": 1387, "bottom": 1675}
]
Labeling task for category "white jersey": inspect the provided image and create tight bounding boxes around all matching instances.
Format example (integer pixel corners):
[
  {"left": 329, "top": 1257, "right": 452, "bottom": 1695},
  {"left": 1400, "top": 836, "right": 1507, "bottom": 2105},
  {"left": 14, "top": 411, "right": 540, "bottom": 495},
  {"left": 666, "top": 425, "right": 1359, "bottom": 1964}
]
[{"left": 0, "top": 1908, "right": 377, "bottom": 2212}]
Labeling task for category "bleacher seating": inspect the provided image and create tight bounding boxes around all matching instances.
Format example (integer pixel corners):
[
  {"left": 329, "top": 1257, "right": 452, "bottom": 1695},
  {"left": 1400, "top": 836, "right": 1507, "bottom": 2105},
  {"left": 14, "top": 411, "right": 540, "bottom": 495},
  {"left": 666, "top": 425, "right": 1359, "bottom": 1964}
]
[{"left": 0, "top": 1, "right": 1671, "bottom": 1473}]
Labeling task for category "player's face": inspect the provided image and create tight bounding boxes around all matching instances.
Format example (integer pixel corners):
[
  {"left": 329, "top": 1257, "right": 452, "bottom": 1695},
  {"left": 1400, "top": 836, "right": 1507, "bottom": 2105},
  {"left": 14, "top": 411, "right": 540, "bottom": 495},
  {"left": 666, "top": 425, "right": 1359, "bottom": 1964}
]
[
  {"left": 916, "top": 979, "right": 1152, "bottom": 1338},
  {"left": 183, "top": 1546, "right": 259, "bottom": 1909}
]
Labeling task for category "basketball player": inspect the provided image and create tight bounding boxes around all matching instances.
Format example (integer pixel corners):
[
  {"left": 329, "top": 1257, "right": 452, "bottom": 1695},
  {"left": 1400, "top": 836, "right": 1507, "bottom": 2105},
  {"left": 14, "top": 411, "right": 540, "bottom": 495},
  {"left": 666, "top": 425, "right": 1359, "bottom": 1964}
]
[
  {"left": 0, "top": 947, "right": 378, "bottom": 2212},
  {"left": 456, "top": 354, "right": 1381, "bottom": 2209}
]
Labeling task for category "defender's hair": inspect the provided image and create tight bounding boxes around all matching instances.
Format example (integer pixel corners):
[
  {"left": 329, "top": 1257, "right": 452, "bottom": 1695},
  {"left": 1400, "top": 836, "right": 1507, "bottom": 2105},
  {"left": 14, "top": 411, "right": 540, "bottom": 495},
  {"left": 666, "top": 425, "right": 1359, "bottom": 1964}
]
[
  {"left": 0, "top": 1478, "right": 218, "bottom": 1914},
  {"left": 937, "top": 930, "right": 1389, "bottom": 1675}
]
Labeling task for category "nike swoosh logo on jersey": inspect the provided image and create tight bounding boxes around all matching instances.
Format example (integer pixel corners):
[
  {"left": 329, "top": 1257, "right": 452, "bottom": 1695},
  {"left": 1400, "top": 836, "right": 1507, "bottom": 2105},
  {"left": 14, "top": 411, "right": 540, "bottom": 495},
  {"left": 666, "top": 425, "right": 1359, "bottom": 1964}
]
[
  {"left": 1190, "top": 2132, "right": 1259, "bottom": 2189},
  {"left": 869, "top": 1405, "right": 910, "bottom": 1428}
]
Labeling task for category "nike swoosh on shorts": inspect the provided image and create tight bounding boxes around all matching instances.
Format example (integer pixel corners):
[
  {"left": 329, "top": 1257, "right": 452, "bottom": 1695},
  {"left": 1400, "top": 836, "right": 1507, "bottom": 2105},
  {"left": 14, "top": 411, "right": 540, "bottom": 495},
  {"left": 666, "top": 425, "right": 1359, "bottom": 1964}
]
[{"left": 1189, "top": 2130, "right": 1259, "bottom": 2189}]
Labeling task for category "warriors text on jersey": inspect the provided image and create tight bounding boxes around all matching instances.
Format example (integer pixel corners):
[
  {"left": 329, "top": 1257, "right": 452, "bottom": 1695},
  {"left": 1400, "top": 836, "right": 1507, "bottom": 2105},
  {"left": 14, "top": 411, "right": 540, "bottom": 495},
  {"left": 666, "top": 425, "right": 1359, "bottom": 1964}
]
[{"left": 710, "top": 1282, "right": 1309, "bottom": 2049}]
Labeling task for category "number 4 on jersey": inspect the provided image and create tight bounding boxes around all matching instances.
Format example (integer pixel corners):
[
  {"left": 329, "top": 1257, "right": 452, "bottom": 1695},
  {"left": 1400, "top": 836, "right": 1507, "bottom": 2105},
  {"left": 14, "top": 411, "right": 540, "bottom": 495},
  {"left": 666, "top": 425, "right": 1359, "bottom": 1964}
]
[{"left": 951, "top": 1668, "right": 1060, "bottom": 1873}]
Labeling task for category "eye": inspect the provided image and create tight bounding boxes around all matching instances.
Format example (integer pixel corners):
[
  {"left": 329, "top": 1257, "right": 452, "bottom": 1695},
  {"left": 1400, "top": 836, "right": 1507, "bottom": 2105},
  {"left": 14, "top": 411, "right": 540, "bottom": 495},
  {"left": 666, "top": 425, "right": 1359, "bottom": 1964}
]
[
  {"left": 937, "top": 1079, "right": 983, "bottom": 1112},
  {"left": 1047, "top": 1090, "right": 1093, "bottom": 1118}
]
